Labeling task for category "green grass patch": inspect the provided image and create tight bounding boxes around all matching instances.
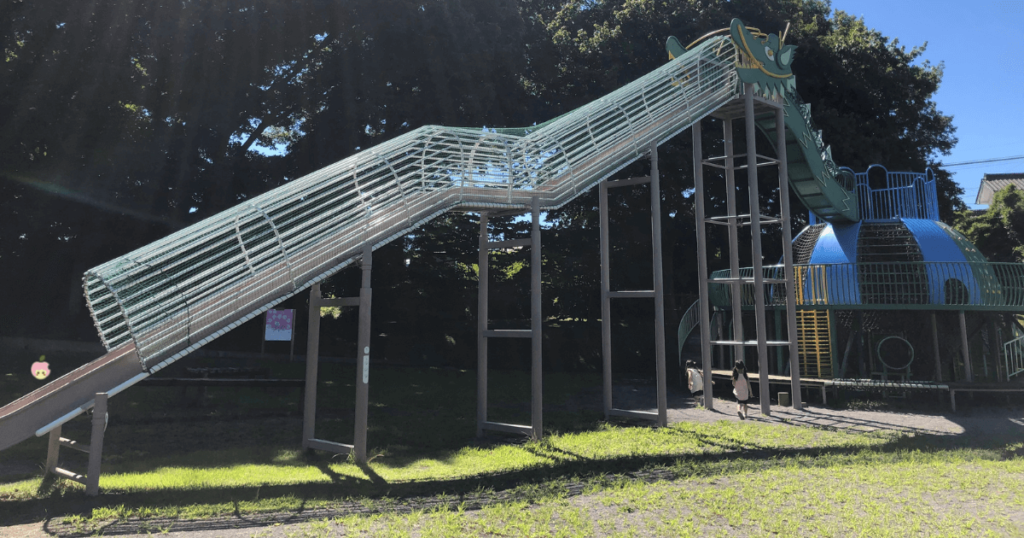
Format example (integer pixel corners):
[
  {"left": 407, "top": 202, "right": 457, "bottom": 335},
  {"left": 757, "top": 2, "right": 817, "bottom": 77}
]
[{"left": 1, "top": 361, "right": 1022, "bottom": 535}]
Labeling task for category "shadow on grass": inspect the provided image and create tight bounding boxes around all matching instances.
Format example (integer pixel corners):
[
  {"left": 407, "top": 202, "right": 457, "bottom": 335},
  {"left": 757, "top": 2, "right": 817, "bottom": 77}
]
[{"left": 8, "top": 428, "right": 1015, "bottom": 535}]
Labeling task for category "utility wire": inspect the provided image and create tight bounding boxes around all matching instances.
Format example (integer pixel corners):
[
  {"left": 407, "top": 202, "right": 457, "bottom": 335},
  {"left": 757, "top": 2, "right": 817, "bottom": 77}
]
[{"left": 940, "top": 155, "right": 1024, "bottom": 167}]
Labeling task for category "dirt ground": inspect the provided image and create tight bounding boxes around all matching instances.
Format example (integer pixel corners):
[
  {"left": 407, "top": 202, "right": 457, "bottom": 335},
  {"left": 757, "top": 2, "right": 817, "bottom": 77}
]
[{"left": 4, "top": 385, "right": 1024, "bottom": 538}]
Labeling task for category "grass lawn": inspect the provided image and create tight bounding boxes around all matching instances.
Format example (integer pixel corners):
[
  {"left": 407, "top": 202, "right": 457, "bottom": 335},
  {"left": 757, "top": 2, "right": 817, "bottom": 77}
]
[{"left": 1, "top": 359, "right": 1023, "bottom": 536}]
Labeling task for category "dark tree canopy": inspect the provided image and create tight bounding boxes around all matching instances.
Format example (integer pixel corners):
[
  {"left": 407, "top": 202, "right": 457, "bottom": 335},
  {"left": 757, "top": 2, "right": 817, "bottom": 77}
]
[{"left": 0, "top": 0, "right": 963, "bottom": 376}]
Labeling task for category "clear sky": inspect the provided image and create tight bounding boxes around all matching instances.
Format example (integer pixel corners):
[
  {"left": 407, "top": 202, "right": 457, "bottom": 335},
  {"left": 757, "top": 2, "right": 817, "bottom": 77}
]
[{"left": 830, "top": 0, "right": 1024, "bottom": 208}]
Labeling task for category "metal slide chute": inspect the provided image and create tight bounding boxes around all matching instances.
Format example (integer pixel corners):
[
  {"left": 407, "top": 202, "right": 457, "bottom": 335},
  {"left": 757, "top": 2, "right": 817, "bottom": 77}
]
[
  {"left": 0, "top": 19, "right": 876, "bottom": 452},
  {"left": 1, "top": 35, "right": 743, "bottom": 452}
]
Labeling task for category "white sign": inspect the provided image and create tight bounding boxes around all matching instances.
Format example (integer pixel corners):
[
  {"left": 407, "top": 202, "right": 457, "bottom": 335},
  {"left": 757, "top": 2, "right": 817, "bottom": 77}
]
[{"left": 264, "top": 309, "right": 294, "bottom": 341}]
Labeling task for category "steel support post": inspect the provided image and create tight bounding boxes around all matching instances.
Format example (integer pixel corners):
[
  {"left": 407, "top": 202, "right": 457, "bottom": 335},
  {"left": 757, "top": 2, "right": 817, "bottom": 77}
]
[
  {"left": 302, "top": 284, "right": 322, "bottom": 448},
  {"left": 86, "top": 392, "right": 107, "bottom": 496},
  {"left": 776, "top": 107, "right": 802, "bottom": 410},
  {"left": 354, "top": 243, "right": 373, "bottom": 462},
  {"left": 477, "top": 213, "right": 489, "bottom": 436},
  {"left": 46, "top": 425, "right": 61, "bottom": 473},
  {"left": 745, "top": 85, "right": 771, "bottom": 416},
  {"left": 649, "top": 141, "right": 669, "bottom": 427},
  {"left": 692, "top": 121, "right": 715, "bottom": 410},
  {"left": 600, "top": 182, "right": 612, "bottom": 419},
  {"left": 989, "top": 317, "right": 1003, "bottom": 382},
  {"left": 960, "top": 310, "right": 973, "bottom": 381},
  {"left": 530, "top": 197, "right": 544, "bottom": 439},
  {"left": 723, "top": 119, "right": 744, "bottom": 368},
  {"left": 931, "top": 312, "right": 942, "bottom": 382},
  {"left": 716, "top": 315, "right": 726, "bottom": 369}
]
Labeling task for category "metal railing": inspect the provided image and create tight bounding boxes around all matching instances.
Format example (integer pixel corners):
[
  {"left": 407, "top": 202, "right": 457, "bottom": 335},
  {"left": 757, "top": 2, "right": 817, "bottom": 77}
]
[
  {"left": 709, "top": 261, "right": 1024, "bottom": 311},
  {"left": 84, "top": 37, "right": 743, "bottom": 371},
  {"left": 1005, "top": 327, "right": 1024, "bottom": 379},
  {"left": 851, "top": 165, "right": 939, "bottom": 221},
  {"left": 676, "top": 300, "right": 701, "bottom": 364}
]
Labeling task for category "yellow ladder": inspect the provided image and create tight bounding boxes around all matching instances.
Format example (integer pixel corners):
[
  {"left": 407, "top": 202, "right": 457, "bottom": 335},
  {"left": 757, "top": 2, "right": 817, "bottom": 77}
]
[{"left": 796, "top": 309, "right": 833, "bottom": 379}]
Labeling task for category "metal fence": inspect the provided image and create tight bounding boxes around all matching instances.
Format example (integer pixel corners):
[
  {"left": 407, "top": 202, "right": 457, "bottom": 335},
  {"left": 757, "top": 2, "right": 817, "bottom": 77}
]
[
  {"left": 84, "top": 37, "right": 743, "bottom": 372},
  {"left": 709, "top": 261, "right": 1024, "bottom": 311},
  {"left": 852, "top": 165, "right": 939, "bottom": 221},
  {"left": 1005, "top": 335, "right": 1024, "bottom": 379}
]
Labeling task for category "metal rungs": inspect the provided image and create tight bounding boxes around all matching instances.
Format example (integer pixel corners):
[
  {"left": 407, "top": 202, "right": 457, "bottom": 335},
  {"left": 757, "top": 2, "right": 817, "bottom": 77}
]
[
  {"left": 483, "top": 329, "right": 533, "bottom": 338},
  {"left": 59, "top": 437, "right": 90, "bottom": 454},
  {"left": 487, "top": 238, "right": 531, "bottom": 249},
  {"left": 607, "top": 290, "right": 655, "bottom": 299},
  {"left": 734, "top": 161, "right": 780, "bottom": 170},
  {"left": 53, "top": 467, "right": 87, "bottom": 484},
  {"left": 608, "top": 408, "right": 659, "bottom": 420},
  {"left": 701, "top": 154, "right": 780, "bottom": 168},
  {"left": 705, "top": 153, "right": 748, "bottom": 162},
  {"left": 705, "top": 214, "right": 781, "bottom": 227},
  {"left": 306, "top": 438, "right": 353, "bottom": 454},
  {"left": 711, "top": 340, "right": 791, "bottom": 347},
  {"left": 606, "top": 176, "right": 651, "bottom": 188},
  {"left": 317, "top": 297, "right": 361, "bottom": 308},
  {"left": 480, "top": 421, "right": 533, "bottom": 435},
  {"left": 708, "top": 277, "right": 787, "bottom": 284}
]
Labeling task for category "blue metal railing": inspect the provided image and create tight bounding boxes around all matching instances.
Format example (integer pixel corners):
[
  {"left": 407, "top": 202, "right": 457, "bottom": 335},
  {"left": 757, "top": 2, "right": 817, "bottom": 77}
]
[
  {"left": 709, "top": 261, "right": 1024, "bottom": 311},
  {"left": 850, "top": 165, "right": 939, "bottom": 221}
]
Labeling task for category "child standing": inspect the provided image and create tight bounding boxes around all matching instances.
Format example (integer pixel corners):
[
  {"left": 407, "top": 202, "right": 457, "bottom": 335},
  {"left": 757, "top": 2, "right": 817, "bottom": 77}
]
[
  {"left": 732, "top": 361, "right": 751, "bottom": 419},
  {"left": 685, "top": 360, "right": 709, "bottom": 407}
]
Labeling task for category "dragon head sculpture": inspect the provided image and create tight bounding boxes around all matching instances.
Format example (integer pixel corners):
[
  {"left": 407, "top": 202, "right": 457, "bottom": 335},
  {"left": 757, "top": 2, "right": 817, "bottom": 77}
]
[{"left": 729, "top": 18, "right": 797, "bottom": 97}]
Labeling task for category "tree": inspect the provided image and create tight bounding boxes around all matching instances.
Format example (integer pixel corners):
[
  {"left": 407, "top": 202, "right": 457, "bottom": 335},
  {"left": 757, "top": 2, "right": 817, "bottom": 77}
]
[
  {"left": 0, "top": 0, "right": 966, "bottom": 377},
  {"left": 954, "top": 186, "right": 1024, "bottom": 263},
  {"left": 512, "top": 0, "right": 963, "bottom": 373}
]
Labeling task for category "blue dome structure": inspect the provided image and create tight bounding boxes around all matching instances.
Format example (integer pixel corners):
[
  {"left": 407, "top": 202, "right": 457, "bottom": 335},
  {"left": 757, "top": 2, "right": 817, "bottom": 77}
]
[
  {"left": 701, "top": 164, "right": 1024, "bottom": 383},
  {"left": 793, "top": 218, "right": 999, "bottom": 307}
]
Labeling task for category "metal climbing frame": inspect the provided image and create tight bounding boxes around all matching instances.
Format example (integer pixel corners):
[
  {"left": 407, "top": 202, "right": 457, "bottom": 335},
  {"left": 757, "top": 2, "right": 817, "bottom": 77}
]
[
  {"left": 693, "top": 85, "right": 802, "bottom": 414},
  {"left": 302, "top": 243, "right": 373, "bottom": 461},
  {"left": 599, "top": 142, "right": 668, "bottom": 427},
  {"left": 477, "top": 197, "right": 543, "bottom": 439}
]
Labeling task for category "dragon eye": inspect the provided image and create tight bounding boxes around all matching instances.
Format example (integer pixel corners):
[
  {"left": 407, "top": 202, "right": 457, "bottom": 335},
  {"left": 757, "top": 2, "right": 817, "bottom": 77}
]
[{"left": 764, "top": 46, "right": 775, "bottom": 60}]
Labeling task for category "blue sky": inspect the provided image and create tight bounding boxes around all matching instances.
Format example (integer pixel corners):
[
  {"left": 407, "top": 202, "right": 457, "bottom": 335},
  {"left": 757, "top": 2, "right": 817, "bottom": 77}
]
[{"left": 830, "top": 0, "right": 1024, "bottom": 208}]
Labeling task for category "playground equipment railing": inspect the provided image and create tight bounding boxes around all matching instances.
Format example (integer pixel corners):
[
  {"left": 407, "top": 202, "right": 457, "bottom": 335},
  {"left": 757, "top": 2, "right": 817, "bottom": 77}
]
[
  {"left": 852, "top": 165, "right": 939, "bottom": 221},
  {"left": 676, "top": 299, "right": 701, "bottom": 362},
  {"left": 83, "top": 37, "right": 742, "bottom": 371},
  {"left": 1005, "top": 333, "right": 1024, "bottom": 379},
  {"left": 709, "top": 261, "right": 1024, "bottom": 311}
]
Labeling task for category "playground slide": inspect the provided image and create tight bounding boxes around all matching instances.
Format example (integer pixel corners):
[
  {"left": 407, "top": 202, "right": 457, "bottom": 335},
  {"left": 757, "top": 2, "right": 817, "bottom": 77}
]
[{"left": 0, "top": 20, "right": 854, "bottom": 452}]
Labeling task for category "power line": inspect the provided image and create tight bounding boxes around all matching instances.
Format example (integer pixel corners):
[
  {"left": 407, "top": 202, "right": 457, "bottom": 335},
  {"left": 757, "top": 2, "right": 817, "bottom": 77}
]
[{"left": 941, "top": 155, "right": 1024, "bottom": 167}]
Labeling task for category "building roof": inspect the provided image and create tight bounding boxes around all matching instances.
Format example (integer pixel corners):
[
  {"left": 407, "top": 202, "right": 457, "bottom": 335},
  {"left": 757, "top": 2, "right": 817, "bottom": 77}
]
[{"left": 976, "top": 173, "right": 1024, "bottom": 205}]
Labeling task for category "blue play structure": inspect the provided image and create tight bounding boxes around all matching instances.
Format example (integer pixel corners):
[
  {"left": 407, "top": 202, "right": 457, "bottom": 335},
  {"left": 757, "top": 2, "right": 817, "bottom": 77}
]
[{"left": 692, "top": 164, "right": 1024, "bottom": 383}]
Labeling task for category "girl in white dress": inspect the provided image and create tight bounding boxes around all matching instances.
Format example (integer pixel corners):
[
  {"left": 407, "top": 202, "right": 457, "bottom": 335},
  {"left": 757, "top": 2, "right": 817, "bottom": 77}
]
[{"left": 685, "top": 360, "right": 708, "bottom": 407}]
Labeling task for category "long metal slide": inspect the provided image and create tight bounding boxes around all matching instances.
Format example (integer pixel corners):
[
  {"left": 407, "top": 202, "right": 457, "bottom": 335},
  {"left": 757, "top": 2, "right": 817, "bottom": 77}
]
[{"left": 0, "top": 30, "right": 851, "bottom": 452}]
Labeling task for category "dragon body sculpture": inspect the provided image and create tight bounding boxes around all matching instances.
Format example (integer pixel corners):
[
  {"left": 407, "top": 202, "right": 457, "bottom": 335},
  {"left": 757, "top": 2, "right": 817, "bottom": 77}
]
[{"left": 669, "top": 19, "right": 859, "bottom": 222}]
